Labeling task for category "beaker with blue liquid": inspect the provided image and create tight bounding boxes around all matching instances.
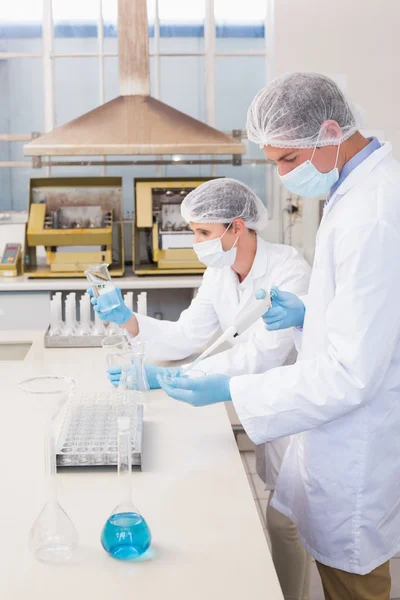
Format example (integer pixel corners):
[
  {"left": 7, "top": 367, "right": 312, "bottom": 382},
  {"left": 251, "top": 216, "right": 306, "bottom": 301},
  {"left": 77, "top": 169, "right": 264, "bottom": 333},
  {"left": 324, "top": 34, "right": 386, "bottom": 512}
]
[
  {"left": 85, "top": 263, "right": 120, "bottom": 313},
  {"left": 101, "top": 416, "right": 151, "bottom": 560}
]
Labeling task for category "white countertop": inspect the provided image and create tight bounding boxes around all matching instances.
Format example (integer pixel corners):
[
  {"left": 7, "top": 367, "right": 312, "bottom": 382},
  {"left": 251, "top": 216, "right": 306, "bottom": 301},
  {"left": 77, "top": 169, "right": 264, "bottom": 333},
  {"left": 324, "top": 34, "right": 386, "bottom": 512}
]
[
  {"left": 0, "top": 272, "right": 203, "bottom": 292},
  {"left": 0, "top": 331, "right": 283, "bottom": 600}
]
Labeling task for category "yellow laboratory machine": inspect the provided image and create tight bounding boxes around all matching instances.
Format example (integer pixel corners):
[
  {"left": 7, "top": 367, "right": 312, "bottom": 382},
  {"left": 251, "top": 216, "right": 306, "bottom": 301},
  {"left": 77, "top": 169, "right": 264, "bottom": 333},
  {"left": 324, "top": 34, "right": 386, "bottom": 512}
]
[
  {"left": 25, "top": 178, "right": 124, "bottom": 278},
  {"left": 133, "top": 177, "right": 218, "bottom": 275}
]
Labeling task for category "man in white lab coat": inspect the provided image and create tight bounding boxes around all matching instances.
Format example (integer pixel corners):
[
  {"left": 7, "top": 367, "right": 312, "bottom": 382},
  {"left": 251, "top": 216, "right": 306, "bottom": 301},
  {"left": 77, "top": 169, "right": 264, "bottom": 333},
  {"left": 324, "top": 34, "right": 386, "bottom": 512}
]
[
  {"left": 159, "top": 73, "right": 400, "bottom": 600},
  {"left": 92, "top": 177, "right": 311, "bottom": 600}
]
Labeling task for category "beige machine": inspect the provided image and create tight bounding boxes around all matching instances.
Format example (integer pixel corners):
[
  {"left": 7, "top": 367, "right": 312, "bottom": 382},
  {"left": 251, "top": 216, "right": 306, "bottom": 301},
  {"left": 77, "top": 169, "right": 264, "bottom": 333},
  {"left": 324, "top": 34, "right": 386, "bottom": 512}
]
[
  {"left": 25, "top": 178, "right": 124, "bottom": 278},
  {"left": 133, "top": 178, "right": 217, "bottom": 275}
]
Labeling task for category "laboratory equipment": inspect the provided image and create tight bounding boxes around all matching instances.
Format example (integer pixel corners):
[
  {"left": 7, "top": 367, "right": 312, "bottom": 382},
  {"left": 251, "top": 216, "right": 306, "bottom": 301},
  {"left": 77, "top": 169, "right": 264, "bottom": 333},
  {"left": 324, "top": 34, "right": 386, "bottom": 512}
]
[
  {"left": 92, "top": 309, "right": 106, "bottom": 337},
  {"left": 0, "top": 242, "right": 22, "bottom": 277},
  {"left": 101, "top": 333, "right": 129, "bottom": 368},
  {"left": 123, "top": 291, "right": 134, "bottom": 313},
  {"left": 56, "top": 391, "right": 143, "bottom": 468},
  {"left": 182, "top": 291, "right": 274, "bottom": 374},
  {"left": 64, "top": 292, "right": 78, "bottom": 336},
  {"left": 137, "top": 291, "right": 147, "bottom": 316},
  {"left": 101, "top": 417, "right": 151, "bottom": 559},
  {"left": 86, "top": 264, "right": 120, "bottom": 314},
  {"left": 105, "top": 338, "right": 149, "bottom": 393},
  {"left": 46, "top": 290, "right": 116, "bottom": 346},
  {"left": 49, "top": 293, "right": 63, "bottom": 336},
  {"left": 24, "top": 177, "right": 124, "bottom": 278},
  {"left": 18, "top": 375, "right": 78, "bottom": 564},
  {"left": 78, "top": 292, "right": 92, "bottom": 335},
  {"left": 85, "top": 263, "right": 120, "bottom": 313},
  {"left": 133, "top": 178, "right": 216, "bottom": 275}
]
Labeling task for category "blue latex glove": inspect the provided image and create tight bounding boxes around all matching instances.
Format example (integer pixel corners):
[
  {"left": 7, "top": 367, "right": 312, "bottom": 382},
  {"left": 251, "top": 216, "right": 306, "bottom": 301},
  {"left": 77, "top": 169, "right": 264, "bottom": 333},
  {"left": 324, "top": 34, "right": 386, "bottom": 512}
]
[
  {"left": 107, "top": 363, "right": 171, "bottom": 389},
  {"left": 256, "top": 286, "right": 305, "bottom": 331},
  {"left": 157, "top": 372, "right": 231, "bottom": 407},
  {"left": 87, "top": 287, "right": 132, "bottom": 325}
]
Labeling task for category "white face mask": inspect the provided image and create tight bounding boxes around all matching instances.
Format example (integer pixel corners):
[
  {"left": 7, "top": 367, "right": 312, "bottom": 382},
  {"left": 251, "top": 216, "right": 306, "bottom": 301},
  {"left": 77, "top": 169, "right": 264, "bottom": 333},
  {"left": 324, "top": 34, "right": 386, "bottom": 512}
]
[{"left": 193, "top": 223, "right": 239, "bottom": 268}]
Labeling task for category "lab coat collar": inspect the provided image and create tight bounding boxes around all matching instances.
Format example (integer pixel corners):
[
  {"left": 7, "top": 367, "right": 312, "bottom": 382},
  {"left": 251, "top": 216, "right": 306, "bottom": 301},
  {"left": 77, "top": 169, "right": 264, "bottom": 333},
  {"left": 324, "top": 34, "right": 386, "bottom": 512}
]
[{"left": 324, "top": 142, "right": 392, "bottom": 218}]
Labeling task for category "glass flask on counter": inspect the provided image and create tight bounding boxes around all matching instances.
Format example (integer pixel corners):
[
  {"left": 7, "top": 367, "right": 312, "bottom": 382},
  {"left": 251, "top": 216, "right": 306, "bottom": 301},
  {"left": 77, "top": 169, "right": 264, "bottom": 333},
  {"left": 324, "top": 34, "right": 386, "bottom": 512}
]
[
  {"left": 101, "top": 416, "right": 151, "bottom": 560},
  {"left": 18, "top": 376, "right": 79, "bottom": 564}
]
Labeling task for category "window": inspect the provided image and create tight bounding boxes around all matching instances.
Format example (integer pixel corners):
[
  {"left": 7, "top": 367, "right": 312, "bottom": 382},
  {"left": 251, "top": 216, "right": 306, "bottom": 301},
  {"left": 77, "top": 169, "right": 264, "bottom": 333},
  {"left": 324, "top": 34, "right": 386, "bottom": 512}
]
[{"left": 0, "top": 0, "right": 271, "bottom": 212}]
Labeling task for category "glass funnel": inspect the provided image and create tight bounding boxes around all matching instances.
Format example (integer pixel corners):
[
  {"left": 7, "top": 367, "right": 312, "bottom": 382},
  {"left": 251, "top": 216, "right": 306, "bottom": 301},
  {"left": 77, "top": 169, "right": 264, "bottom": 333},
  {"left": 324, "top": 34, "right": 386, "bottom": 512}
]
[
  {"left": 101, "top": 417, "right": 151, "bottom": 560},
  {"left": 84, "top": 263, "right": 120, "bottom": 313},
  {"left": 18, "top": 376, "right": 79, "bottom": 564}
]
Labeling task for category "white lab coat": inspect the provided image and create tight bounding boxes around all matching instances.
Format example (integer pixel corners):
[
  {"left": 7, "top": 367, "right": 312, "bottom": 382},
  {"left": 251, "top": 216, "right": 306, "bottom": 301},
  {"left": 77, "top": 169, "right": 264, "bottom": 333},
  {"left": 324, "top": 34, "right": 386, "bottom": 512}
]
[
  {"left": 136, "top": 236, "right": 311, "bottom": 487},
  {"left": 231, "top": 142, "right": 400, "bottom": 574}
]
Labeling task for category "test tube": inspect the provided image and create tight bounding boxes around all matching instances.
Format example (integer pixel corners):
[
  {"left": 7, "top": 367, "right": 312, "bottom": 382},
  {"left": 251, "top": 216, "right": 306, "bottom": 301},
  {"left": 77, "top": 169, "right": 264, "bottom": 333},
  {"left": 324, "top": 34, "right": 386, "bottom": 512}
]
[
  {"left": 53, "top": 293, "right": 64, "bottom": 335},
  {"left": 78, "top": 293, "right": 92, "bottom": 335},
  {"left": 123, "top": 291, "right": 134, "bottom": 313},
  {"left": 93, "top": 309, "right": 106, "bottom": 336},
  {"left": 137, "top": 292, "right": 147, "bottom": 316},
  {"left": 49, "top": 299, "right": 61, "bottom": 336},
  {"left": 64, "top": 294, "right": 77, "bottom": 336}
]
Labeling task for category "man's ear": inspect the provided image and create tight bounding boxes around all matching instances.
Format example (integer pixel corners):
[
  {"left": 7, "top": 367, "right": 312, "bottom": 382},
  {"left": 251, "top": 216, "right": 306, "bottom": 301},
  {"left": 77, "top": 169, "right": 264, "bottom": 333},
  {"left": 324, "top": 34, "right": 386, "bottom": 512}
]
[{"left": 319, "top": 120, "right": 342, "bottom": 143}]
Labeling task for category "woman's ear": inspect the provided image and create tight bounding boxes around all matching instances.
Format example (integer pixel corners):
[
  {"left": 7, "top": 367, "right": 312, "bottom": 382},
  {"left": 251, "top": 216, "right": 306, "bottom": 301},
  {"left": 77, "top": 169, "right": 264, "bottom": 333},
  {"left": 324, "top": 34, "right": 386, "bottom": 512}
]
[{"left": 232, "top": 218, "right": 245, "bottom": 236}]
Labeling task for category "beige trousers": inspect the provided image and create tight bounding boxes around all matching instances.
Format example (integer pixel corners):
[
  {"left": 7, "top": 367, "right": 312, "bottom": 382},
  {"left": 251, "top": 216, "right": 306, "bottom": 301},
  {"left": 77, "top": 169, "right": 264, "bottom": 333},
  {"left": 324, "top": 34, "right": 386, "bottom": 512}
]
[
  {"left": 316, "top": 560, "right": 391, "bottom": 600},
  {"left": 266, "top": 492, "right": 310, "bottom": 600}
]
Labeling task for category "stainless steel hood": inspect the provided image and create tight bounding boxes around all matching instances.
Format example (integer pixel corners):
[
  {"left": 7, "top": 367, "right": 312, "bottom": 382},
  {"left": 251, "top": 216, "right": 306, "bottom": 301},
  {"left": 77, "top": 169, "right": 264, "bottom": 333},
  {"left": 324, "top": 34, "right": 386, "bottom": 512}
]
[{"left": 24, "top": 0, "right": 245, "bottom": 158}]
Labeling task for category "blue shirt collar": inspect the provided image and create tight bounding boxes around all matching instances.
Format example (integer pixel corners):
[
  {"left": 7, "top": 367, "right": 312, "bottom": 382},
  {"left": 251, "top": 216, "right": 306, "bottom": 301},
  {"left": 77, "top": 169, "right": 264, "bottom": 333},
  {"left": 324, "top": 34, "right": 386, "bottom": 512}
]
[{"left": 327, "top": 137, "right": 381, "bottom": 201}]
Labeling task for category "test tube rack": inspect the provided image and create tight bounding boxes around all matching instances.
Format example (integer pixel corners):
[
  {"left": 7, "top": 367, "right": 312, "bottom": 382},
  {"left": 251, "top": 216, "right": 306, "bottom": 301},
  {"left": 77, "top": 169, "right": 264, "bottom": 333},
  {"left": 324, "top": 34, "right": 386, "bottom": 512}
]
[
  {"left": 56, "top": 392, "right": 143, "bottom": 469},
  {"left": 44, "top": 291, "right": 144, "bottom": 348}
]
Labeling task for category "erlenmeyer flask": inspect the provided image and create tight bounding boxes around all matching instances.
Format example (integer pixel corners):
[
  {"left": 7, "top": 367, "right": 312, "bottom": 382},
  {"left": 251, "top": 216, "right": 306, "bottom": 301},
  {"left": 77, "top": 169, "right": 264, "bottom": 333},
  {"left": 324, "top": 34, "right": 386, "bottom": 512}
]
[
  {"left": 108, "top": 340, "right": 149, "bottom": 396},
  {"left": 84, "top": 263, "right": 120, "bottom": 312},
  {"left": 18, "top": 376, "right": 79, "bottom": 564},
  {"left": 29, "top": 422, "right": 79, "bottom": 563},
  {"left": 101, "top": 417, "right": 151, "bottom": 559}
]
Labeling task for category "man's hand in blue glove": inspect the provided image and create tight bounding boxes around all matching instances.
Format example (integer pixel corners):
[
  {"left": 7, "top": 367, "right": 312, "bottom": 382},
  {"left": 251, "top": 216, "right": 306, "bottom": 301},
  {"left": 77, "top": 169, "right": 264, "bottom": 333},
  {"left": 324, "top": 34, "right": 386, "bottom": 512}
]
[
  {"left": 157, "top": 372, "right": 231, "bottom": 407},
  {"left": 107, "top": 363, "right": 171, "bottom": 389},
  {"left": 256, "top": 286, "right": 305, "bottom": 331},
  {"left": 87, "top": 287, "right": 132, "bottom": 325}
]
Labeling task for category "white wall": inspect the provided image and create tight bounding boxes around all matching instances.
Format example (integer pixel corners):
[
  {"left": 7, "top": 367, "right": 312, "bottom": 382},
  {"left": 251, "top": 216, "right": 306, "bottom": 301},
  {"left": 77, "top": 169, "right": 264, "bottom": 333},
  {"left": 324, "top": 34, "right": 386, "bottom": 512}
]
[{"left": 266, "top": 0, "right": 400, "bottom": 261}]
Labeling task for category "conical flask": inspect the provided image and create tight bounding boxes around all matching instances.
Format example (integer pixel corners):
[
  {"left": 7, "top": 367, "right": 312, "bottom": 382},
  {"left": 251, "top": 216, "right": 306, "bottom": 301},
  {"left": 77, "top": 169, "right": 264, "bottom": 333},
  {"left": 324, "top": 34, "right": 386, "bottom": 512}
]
[
  {"left": 29, "top": 422, "right": 79, "bottom": 563},
  {"left": 19, "top": 376, "right": 79, "bottom": 564},
  {"left": 101, "top": 417, "right": 151, "bottom": 560},
  {"left": 84, "top": 263, "right": 120, "bottom": 312}
]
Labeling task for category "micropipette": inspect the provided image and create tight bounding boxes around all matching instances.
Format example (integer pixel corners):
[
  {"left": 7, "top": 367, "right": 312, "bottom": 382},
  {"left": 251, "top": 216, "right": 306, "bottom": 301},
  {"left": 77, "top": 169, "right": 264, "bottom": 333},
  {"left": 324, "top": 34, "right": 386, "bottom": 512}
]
[{"left": 182, "top": 289, "right": 276, "bottom": 374}]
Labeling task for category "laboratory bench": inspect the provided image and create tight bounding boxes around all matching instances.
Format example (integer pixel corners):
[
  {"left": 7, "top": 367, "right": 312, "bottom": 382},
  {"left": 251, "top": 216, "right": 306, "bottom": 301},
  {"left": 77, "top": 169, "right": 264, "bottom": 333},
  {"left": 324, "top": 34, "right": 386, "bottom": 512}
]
[{"left": 0, "top": 330, "right": 283, "bottom": 600}]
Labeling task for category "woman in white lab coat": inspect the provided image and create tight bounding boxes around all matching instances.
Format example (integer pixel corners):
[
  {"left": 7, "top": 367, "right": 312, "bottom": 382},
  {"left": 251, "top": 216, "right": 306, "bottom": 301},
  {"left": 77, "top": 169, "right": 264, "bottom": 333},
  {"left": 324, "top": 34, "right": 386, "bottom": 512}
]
[{"left": 92, "top": 178, "right": 311, "bottom": 600}]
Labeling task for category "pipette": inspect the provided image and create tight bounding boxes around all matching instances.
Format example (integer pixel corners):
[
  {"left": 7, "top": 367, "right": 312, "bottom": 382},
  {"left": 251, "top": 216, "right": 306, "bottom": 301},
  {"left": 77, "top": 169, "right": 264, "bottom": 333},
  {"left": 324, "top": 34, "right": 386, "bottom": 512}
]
[{"left": 182, "top": 289, "right": 276, "bottom": 374}]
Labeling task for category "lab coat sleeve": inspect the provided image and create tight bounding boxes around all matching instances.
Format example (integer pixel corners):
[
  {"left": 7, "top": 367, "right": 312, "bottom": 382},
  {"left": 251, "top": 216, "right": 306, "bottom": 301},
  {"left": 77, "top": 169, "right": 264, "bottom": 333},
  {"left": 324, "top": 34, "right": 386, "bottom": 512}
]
[
  {"left": 199, "top": 251, "right": 311, "bottom": 377},
  {"left": 230, "top": 221, "right": 400, "bottom": 445},
  {"left": 293, "top": 294, "right": 308, "bottom": 352},
  {"left": 135, "top": 269, "right": 221, "bottom": 361}
]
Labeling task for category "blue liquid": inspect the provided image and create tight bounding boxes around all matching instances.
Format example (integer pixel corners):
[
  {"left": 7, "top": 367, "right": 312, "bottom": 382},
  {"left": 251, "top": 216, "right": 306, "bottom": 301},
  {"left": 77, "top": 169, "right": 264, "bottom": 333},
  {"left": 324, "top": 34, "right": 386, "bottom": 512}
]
[{"left": 101, "top": 512, "right": 152, "bottom": 560}]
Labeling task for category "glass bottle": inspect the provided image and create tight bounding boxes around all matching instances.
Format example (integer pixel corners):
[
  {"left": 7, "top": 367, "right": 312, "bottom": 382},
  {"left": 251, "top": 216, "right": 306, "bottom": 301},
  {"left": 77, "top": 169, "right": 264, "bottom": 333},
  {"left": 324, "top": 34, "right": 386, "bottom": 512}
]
[{"left": 101, "top": 417, "right": 151, "bottom": 559}]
